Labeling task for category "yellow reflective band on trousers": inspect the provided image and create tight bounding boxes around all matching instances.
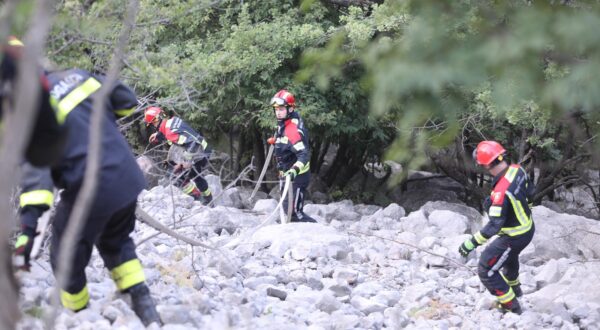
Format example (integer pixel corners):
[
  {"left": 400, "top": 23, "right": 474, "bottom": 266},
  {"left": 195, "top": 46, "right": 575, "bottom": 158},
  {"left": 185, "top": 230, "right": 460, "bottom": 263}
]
[
  {"left": 507, "top": 278, "right": 520, "bottom": 286},
  {"left": 114, "top": 107, "right": 136, "bottom": 117},
  {"left": 111, "top": 259, "right": 146, "bottom": 290},
  {"left": 182, "top": 181, "right": 197, "bottom": 194},
  {"left": 201, "top": 139, "right": 208, "bottom": 150},
  {"left": 19, "top": 189, "right": 54, "bottom": 207},
  {"left": 496, "top": 286, "right": 515, "bottom": 304},
  {"left": 55, "top": 78, "right": 102, "bottom": 124},
  {"left": 61, "top": 286, "right": 89, "bottom": 311},
  {"left": 202, "top": 188, "right": 212, "bottom": 196},
  {"left": 500, "top": 192, "right": 532, "bottom": 236},
  {"left": 473, "top": 232, "right": 488, "bottom": 245}
]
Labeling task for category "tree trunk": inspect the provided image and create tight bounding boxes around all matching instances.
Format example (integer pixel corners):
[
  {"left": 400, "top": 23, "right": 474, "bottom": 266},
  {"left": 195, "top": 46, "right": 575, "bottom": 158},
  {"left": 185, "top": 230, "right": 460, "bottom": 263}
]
[
  {"left": 251, "top": 124, "right": 267, "bottom": 190},
  {"left": 330, "top": 144, "right": 365, "bottom": 190},
  {"left": 310, "top": 139, "right": 321, "bottom": 174},
  {"left": 315, "top": 141, "right": 330, "bottom": 175},
  {"left": 0, "top": 1, "right": 54, "bottom": 328},
  {"left": 324, "top": 142, "right": 348, "bottom": 186}
]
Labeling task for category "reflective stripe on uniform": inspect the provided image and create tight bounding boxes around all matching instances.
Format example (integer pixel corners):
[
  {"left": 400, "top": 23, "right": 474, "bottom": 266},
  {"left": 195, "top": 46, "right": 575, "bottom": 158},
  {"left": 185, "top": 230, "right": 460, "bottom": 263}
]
[
  {"left": 473, "top": 232, "right": 488, "bottom": 245},
  {"left": 182, "top": 181, "right": 197, "bottom": 194},
  {"left": 499, "top": 191, "right": 532, "bottom": 236},
  {"left": 61, "top": 286, "right": 89, "bottom": 311},
  {"left": 293, "top": 141, "right": 305, "bottom": 151},
  {"left": 202, "top": 188, "right": 211, "bottom": 196},
  {"left": 15, "top": 235, "right": 29, "bottom": 249},
  {"left": 292, "top": 161, "right": 310, "bottom": 175},
  {"left": 110, "top": 259, "right": 146, "bottom": 290},
  {"left": 19, "top": 189, "right": 54, "bottom": 208},
  {"left": 177, "top": 135, "right": 188, "bottom": 145},
  {"left": 489, "top": 206, "right": 502, "bottom": 217},
  {"left": 55, "top": 78, "right": 102, "bottom": 124},
  {"left": 8, "top": 39, "right": 24, "bottom": 46},
  {"left": 201, "top": 139, "right": 208, "bottom": 150},
  {"left": 496, "top": 287, "right": 516, "bottom": 304},
  {"left": 505, "top": 166, "right": 519, "bottom": 183},
  {"left": 276, "top": 136, "right": 289, "bottom": 144},
  {"left": 507, "top": 277, "right": 520, "bottom": 286},
  {"left": 114, "top": 107, "right": 136, "bottom": 117}
]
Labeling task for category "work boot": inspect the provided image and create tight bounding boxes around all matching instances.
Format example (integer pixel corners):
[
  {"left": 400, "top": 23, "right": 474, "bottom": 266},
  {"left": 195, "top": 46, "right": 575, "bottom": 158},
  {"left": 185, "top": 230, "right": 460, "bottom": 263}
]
[
  {"left": 291, "top": 212, "right": 317, "bottom": 223},
  {"left": 128, "top": 283, "right": 162, "bottom": 326},
  {"left": 498, "top": 298, "right": 522, "bottom": 315},
  {"left": 202, "top": 193, "right": 213, "bottom": 206},
  {"left": 511, "top": 284, "right": 523, "bottom": 298}
]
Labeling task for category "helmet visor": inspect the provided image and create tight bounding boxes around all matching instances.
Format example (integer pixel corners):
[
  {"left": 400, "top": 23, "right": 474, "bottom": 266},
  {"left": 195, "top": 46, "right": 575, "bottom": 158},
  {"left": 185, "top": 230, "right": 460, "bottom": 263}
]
[{"left": 270, "top": 97, "right": 287, "bottom": 107}]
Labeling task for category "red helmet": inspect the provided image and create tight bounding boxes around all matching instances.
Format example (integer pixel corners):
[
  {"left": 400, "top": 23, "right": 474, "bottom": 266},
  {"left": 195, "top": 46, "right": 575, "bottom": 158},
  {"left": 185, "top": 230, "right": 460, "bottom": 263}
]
[
  {"left": 144, "top": 106, "right": 162, "bottom": 125},
  {"left": 270, "top": 89, "right": 295, "bottom": 108},
  {"left": 473, "top": 140, "right": 506, "bottom": 166}
]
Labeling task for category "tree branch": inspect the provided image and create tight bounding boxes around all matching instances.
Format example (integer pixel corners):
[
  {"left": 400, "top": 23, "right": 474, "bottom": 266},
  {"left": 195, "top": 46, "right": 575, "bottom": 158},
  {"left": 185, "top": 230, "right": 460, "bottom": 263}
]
[
  {"left": 0, "top": 0, "right": 53, "bottom": 328},
  {"left": 47, "top": 1, "right": 139, "bottom": 327}
]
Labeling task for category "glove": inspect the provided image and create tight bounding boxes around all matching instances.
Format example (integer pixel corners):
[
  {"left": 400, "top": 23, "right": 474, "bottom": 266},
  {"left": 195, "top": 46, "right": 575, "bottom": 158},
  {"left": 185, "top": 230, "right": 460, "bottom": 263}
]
[
  {"left": 267, "top": 137, "right": 275, "bottom": 145},
  {"left": 14, "top": 226, "right": 36, "bottom": 271},
  {"left": 458, "top": 236, "right": 479, "bottom": 257},
  {"left": 284, "top": 167, "right": 299, "bottom": 181},
  {"left": 149, "top": 133, "right": 158, "bottom": 144}
]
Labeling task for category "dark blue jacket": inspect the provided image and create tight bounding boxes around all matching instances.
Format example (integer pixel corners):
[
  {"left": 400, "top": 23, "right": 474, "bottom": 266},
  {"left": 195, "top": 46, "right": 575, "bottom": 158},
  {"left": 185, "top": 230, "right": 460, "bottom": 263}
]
[
  {"left": 473, "top": 164, "right": 535, "bottom": 244},
  {"left": 19, "top": 164, "right": 54, "bottom": 230},
  {"left": 46, "top": 69, "right": 145, "bottom": 215},
  {"left": 274, "top": 111, "right": 310, "bottom": 174}
]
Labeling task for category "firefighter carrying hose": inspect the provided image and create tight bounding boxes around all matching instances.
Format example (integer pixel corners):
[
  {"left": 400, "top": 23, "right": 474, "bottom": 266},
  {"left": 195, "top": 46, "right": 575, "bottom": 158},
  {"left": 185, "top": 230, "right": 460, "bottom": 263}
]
[{"left": 270, "top": 89, "right": 316, "bottom": 223}]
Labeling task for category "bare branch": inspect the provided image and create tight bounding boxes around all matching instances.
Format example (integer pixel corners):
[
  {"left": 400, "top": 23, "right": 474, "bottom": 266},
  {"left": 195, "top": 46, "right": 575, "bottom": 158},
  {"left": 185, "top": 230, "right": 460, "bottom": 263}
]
[
  {"left": 348, "top": 230, "right": 477, "bottom": 275},
  {"left": 0, "top": 0, "right": 53, "bottom": 328}
]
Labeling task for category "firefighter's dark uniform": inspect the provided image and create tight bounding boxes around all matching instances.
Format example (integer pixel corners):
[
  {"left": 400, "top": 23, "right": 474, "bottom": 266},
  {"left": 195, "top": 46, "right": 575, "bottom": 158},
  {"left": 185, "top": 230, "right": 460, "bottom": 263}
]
[
  {"left": 0, "top": 47, "right": 67, "bottom": 166},
  {"left": 44, "top": 69, "right": 148, "bottom": 311},
  {"left": 13, "top": 164, "right": 54, "bottom": 270},
  {"left": 154, "top": 116, "right": 212, "bottom": 201},
  {"left": 274, "top": 111, "right": 315, "bottom": 222},
  {"left": 19, "top": 163, "right": 54, "bottom": 231},
  {"left": 473, "top": 164, "right": 535, "bottom": 307}
]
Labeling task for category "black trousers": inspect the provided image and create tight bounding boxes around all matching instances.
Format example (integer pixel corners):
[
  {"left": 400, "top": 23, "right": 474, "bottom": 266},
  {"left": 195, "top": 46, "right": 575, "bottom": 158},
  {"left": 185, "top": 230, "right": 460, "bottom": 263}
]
[
  {"left": 279, "top": 171, "right": 310, "bottom": 216},
  {"left": 50, "top": 198, "right": 139, "bottom": 294},
  {"left": 176, "top": 157, "right": 209, "bottom": 193},
  {"left": 478, "top": 224, "right": 535, "bottom": 300}
]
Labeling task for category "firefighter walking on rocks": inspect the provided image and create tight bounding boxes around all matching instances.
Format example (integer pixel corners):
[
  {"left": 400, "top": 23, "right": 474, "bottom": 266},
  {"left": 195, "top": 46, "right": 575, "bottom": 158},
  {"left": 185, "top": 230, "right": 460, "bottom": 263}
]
[
  {"left": 2, "top": 37, "right": 161, "bottom": 326},
  {"left": 459, "top": 140, "right": 535, "bottom": 314},
  {"left": 270, "top": 89, "right": 316, "bottom": 223},
  {"left": 144, "top": 106, "right": 213, "bottom": 204}
]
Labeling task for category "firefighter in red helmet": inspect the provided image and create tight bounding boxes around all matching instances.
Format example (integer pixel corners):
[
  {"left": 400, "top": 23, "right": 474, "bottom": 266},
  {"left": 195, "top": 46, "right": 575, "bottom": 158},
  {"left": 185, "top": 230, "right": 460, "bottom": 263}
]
[
  {"left": 459, "top": 140, "right": 535, "bottom": 314},
  {"left": 144, "top": 106, "right": 213, "bottom": 204},
  {"left": 270, "top": 89, "right": 316, "bottom": 223}
]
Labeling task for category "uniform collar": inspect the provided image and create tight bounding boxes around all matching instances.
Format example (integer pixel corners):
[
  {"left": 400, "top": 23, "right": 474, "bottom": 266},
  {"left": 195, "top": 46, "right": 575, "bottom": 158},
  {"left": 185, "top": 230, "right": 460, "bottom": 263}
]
[{"left": 491, "top": 166, "right": 510, "bottom": 187}]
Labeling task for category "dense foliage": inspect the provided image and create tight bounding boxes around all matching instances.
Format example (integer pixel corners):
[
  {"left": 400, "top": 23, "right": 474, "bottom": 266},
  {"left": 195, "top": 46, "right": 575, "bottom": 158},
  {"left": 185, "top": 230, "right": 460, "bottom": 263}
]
[{"left": 9, "top": 0, "right": 599, "bottom": 208}]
